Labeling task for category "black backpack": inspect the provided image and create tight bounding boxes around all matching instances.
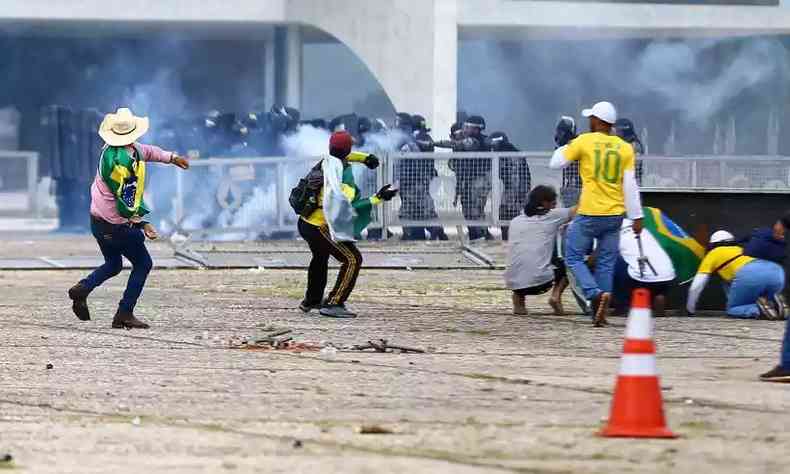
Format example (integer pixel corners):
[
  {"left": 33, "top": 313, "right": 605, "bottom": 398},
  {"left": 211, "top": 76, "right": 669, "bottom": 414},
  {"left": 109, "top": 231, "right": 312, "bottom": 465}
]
[{"left": 289, "top": 163, "right": 323, "bottom": 217}]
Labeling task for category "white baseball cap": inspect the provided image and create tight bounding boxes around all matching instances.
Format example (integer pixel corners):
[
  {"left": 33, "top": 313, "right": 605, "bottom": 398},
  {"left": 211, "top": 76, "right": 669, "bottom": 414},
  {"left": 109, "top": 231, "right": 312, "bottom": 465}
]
[{"left": 582, "top": 101, "right": 617, "bottom": 125}]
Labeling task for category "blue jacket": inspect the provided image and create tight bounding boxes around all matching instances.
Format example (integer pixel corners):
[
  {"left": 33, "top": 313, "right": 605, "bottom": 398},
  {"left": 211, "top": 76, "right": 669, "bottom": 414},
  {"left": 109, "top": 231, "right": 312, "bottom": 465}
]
[{"left": 744, "top": 228, "right": 786, "bottom": 263}]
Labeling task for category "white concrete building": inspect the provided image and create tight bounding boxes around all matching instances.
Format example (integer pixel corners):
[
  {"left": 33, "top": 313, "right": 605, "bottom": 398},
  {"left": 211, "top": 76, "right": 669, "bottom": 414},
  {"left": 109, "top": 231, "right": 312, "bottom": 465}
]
[{"left": 4, "top": 0, "right": 790, "bottom": 134}]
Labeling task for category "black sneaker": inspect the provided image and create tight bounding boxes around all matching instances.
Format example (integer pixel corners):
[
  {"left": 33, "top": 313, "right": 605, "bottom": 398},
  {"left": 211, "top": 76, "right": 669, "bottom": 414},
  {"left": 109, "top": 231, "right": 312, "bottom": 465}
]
[
  {"left": 298, "top": 301, "right": 321, "bottom": 313},
  {"left": 592, "top": 292, "right": 611, "bottom": 327},
  {"left": 67, "top": 283, "right": 92, "bottom": 321},
  {"left": 774, "top": 294, "right": 789, "bottom": 320},
  {"left": 319, "top": 305, "right": 357, "bottom": 319},
  {"left": 757, "top": 297, "right": 781, "bottom": 320},
  {"left": 759, "top": 365, "right": 790, "bottom": 383}
]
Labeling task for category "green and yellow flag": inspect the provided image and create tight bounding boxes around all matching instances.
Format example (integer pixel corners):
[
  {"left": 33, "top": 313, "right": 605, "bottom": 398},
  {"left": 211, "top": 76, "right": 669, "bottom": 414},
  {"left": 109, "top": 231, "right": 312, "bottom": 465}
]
[
  {"left": 99, "top": 145, "right": 149, "bottom": 219},
  {"left": 642, "top": 207, "right": 705, "bottom": 284}
]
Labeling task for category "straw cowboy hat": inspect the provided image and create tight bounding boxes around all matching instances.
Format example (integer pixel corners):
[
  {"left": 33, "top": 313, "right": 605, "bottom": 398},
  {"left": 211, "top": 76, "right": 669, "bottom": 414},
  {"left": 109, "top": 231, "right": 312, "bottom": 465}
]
[{"left": 99, "top": 107, "right": 150, "bottom": 147}]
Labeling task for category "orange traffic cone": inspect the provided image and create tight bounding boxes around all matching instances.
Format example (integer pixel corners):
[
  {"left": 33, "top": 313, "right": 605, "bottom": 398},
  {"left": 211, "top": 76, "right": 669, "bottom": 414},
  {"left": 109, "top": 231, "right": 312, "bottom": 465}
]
[{"left": 598, "top": 288, "right": 676, "bottom": 438}]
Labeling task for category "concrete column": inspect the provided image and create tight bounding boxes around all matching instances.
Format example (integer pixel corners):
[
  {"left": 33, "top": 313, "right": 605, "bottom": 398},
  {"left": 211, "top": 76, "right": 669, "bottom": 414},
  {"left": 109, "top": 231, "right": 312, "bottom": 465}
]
[
  {"left": 263, "top": 29, "right": 276, "bottom": 108},
  {"left": 431, "top": 0, "right": 458, "bottom": 137},
  {"left": 284, "top": 25, "right": 302, "bottom": 110}
]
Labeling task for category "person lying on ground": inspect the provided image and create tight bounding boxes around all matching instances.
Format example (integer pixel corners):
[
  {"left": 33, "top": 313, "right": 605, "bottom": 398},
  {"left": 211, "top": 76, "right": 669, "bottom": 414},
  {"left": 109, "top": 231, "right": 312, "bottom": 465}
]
[
  {"left": 504, "top": 185, "right": 576, "bottom": 316},
  {"left": 612, "top": 217, "right": 676, "bottom": 317},
  {"left": 687, "top": 230, "right": 786, "bottom": 320}
]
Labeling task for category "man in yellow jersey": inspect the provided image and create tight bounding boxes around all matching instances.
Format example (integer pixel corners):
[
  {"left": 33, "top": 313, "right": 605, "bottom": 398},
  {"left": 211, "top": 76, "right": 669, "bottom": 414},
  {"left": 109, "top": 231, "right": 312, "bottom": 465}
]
[
  {"left": 298, "top": 131, "right": 397, "bottom": 318},
  {"left": 550, "top": 101, "right": 643, "bottom": 327},
  {"left": 687, "top": 231, "right": 785, "bottom": 319}
]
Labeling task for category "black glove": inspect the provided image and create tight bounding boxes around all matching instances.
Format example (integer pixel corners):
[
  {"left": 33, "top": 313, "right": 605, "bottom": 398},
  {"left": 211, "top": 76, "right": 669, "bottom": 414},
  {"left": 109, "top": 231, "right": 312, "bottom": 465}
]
[
  {"left": 363, "top": 154, "right": 380, "bottom": 170},
  {"left": 375, "top": 184, "right": 398, "bottom": 201},
  {"left": 554, "top": 116, "right": 577, "bottom": 148}
]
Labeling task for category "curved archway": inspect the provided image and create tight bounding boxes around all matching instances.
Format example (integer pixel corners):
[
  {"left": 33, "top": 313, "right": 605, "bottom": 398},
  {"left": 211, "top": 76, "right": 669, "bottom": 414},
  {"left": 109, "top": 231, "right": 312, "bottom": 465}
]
[{"left": 288, "top": 0, "right": 458, "bottom": 134}]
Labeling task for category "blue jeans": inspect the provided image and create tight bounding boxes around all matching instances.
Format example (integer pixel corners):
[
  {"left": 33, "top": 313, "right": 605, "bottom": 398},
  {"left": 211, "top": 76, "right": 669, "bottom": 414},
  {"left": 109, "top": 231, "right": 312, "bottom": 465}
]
[
  {"left": 726, "top": 260, "right": 785, "bottom": 318},
  {"left": 82, "top": 217, "right": 153, "bottom": 312},
  {"left": 565, "top": 214, "right": 624, "bottom": 300}
]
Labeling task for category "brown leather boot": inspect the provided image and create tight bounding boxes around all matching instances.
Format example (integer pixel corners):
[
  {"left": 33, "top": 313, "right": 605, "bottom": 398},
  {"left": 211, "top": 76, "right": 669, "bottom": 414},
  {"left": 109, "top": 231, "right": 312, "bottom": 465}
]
[
  {"left": 111, "top": 309, "right": 150, "bottom": 329},
  {"left": 67, "top": 283, "right": 92, "bottom": 321}
]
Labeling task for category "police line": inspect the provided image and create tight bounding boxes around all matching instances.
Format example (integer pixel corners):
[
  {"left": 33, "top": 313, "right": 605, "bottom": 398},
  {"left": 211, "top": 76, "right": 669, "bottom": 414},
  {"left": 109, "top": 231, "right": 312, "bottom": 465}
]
[{"left": 160, "top": 152, "right": 790, "bottom": 240}]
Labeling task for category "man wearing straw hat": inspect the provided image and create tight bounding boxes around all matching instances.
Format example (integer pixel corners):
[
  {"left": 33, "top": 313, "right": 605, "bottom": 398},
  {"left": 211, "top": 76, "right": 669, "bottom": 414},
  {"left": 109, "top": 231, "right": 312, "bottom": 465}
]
[{"left": 67, "top": 107, "right": 190, "bottom": 329}]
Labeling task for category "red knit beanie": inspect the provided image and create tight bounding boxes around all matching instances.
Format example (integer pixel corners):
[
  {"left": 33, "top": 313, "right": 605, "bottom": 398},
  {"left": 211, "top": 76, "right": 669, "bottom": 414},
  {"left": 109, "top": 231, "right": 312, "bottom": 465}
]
[{"left": 329, "top": 131, "right": 353, "bottom": 158}]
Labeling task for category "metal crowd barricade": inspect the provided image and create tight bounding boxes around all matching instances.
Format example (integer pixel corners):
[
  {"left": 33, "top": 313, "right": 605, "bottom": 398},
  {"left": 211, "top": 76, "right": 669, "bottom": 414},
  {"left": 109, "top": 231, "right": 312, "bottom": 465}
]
[
  {"left": 384, "top": 151, "right": 553, "bottom": 228},
  {"left": 170, "top": 156, "right": 317, "bottom": 239},
  {"left": 0, "top": 150, "right": 40, "bottom": 217},
  {"left": 167, "top": 155, "right": 384, "bottom": 240},
  {"left": 640, "top": 155, "right": 790, "bottom": 193},
  {"left": 167, "top": 153, "right": 790, "bottom": 241}
]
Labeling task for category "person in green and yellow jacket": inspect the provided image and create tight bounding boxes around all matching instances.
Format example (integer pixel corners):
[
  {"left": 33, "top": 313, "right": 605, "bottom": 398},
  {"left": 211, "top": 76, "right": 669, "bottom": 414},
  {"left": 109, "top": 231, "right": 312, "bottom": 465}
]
[{"left": 298, "top": 131, "right": 397, "bottom": 318}]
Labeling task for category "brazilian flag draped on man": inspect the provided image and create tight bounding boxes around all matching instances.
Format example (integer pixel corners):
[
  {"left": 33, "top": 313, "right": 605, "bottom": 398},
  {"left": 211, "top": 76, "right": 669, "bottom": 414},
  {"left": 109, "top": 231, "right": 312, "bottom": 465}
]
[{"left": 99, "top": 145, "right": 149, "bottom": 219}]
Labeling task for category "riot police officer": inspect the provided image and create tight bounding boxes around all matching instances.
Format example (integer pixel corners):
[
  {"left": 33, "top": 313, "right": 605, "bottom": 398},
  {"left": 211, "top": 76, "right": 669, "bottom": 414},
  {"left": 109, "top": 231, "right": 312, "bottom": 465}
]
[
  {"left": 614, "top": 118, "right": 645, "bottom": 185},
  {"left": 394, "top": 113, "right": 431, "bottom": 240},
  {"left": 411, "top": 116, "right": 448, "bottom": 240},
  {"left": 435, "top": 115, "right": 492, "bottom": 241},
  {"left": 555, "top": 116, "right": 580, "bottom": 208},
  {"left": 491, "top": 132, "right": 530, "bottom": 241}
]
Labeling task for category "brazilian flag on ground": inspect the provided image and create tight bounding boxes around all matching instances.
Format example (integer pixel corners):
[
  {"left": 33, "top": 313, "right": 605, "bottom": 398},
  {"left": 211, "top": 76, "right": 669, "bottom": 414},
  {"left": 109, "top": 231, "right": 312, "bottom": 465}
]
[{"left": 642, "top": 207, "right": 705, "bottom": 284}]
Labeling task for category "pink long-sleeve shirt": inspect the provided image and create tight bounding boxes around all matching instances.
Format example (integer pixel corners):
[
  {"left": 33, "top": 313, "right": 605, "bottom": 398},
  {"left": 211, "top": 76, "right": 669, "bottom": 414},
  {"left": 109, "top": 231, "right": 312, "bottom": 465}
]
[{"left": 90, "top": 143, "right": 173, "bottom": 224}]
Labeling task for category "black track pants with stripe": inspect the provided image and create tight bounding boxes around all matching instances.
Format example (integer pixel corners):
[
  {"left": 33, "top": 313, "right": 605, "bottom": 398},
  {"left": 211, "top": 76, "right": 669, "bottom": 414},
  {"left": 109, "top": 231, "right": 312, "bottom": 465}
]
[{"left": 298, "top": 218, "right": 363, "bottom": 306}]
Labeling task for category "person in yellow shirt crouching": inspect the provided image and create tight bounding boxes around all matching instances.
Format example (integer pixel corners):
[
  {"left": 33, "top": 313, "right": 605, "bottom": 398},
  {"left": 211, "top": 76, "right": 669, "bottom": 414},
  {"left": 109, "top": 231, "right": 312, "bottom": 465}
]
[
  {"left": 550, "top": 101, "right": 643, "bottom": 327},
  {"left": 687, "top": 231, "right": 785, "bottom": 319}
]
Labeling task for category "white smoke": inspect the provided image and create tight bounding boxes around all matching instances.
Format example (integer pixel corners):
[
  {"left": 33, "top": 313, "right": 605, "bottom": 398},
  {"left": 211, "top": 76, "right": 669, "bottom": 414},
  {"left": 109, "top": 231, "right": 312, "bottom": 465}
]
[
  {"left": 280, "top": 125, "right": 330, "bottom": 157},
  {"left": 461, "top": 36, "right": 790, "bottom": 153},
  {"left": 632, "top": 38, "right": 789, "bottom": 123}
]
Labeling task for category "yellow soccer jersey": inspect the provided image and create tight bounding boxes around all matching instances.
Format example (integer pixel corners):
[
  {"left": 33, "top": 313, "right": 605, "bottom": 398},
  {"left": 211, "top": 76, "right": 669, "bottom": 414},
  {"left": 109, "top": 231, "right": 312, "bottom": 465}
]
[
  {"left": 697, "top": 246, "right": 753, "bottom": 282},
  {"left": 564, "top": 132, "right": 635, "bottom": 216}
]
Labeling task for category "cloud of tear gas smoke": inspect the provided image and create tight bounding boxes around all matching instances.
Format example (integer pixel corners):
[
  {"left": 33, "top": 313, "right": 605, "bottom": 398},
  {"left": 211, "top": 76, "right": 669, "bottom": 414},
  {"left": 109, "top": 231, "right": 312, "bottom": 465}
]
[
  {"left": 632, "top": 39, "right": 790, "bottom": 123},
  {"left": 281, "top": 125, "right": 331, "bottom": 157},
  {"left": 459, "top": 36, "right": 790, "bottom": 154}
]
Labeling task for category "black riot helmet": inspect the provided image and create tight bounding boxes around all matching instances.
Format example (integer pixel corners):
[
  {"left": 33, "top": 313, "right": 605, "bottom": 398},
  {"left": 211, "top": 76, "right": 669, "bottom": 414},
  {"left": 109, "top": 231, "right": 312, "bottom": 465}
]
[
  {"left": 614, "top": 118, "right": 644, "bottom": 154},
  {"left": 614, "top": 118, "right": 638, "bottom": 143},
  {"left": 463, "top": 115, "right": 486, "bottom": 136},
  {"left": 395, "top": 112, "right": 414, "bottom": 133},
  {"left": 411, "top": 114, "right": 430, "bottom": 133},
  {"left": 554, "top": 116, "right": 577, "bottom": 148},
  {"left": 358, "top": 116, "right": 372, "bottom": 135}
]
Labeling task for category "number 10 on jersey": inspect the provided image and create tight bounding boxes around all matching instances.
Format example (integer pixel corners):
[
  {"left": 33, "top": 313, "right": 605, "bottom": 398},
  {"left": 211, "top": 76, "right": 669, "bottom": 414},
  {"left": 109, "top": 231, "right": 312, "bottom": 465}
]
[{"left": 593, "top": 149, "right": 622, "bottom": 184}]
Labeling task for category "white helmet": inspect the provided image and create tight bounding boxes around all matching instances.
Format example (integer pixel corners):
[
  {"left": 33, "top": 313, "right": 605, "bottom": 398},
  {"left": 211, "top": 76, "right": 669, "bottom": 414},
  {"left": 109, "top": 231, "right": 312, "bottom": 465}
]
[{"left": 709, "top": 230, "right": 735, "bottom": 244}]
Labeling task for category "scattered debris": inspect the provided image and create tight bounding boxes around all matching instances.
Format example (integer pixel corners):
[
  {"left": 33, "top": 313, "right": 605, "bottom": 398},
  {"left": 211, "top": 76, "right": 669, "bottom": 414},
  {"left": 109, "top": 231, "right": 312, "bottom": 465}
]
[
  {"left": 684, "top": 399, "right": 694, "bottom": 405},
  {"left": 352, "top": 339, "right": 424, "bottom": 354},
  {"left": 46, "top": 363, "right": 53, "bottom": 370},
  {"left": 131, "top": 416, "right": 141, "bottom": 426},
  {"left": 230, "top": 327, "right": 322, "bottom": 352},
  {"left": 358, "top": 425, "right": 395, "bottom": 435}
]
